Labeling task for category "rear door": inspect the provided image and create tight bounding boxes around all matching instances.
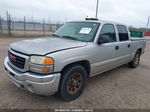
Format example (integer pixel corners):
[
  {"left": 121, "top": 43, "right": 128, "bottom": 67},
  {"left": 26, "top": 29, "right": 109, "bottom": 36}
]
[{"left": 116, "top": 25, "right": 132, "bottom": 64}]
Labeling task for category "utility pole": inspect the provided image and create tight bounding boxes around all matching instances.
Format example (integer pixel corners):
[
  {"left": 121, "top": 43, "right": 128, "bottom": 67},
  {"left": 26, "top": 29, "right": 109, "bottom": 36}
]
[
  {"left": 147, "top": 16, "right": 150, "bottom": 32},
  {"left": 95, "top": 0, "right": 99, "bottom": 18}
]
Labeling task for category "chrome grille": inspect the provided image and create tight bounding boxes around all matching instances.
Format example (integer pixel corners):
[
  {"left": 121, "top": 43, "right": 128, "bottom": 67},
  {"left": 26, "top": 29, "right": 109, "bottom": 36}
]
[{"left": 8, "top": 50, "right": 26, "bottom": 69}]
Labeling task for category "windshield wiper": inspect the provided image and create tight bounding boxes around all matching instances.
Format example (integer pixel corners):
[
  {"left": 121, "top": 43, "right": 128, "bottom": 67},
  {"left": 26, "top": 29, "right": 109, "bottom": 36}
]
[
  {"left": 52, "top": 34, "right": 82, "bottom": 41},
  {"left": 51, "top": 34, "right": 60, "bottom": 37},
  {"left": 62, "top": 36, "right": 79, "bottom": 41}
]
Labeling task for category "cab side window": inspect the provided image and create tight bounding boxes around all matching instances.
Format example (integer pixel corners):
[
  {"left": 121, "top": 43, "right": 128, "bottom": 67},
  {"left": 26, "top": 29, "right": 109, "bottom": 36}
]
[
  {"left": 117, "top": 25, "right": 129, "bottom": 41},
  {"left": 100, "top": 24, "right": 116, "bottom": 43}
]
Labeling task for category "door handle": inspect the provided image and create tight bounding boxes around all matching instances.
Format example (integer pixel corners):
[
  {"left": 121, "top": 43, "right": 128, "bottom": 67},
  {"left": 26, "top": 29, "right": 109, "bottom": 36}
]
[
  {"left": 115, "top": 46, "right": 119, "bottom": 50},
  {"left": 128, "top": 44, "right": 131, "bottom": 48}
]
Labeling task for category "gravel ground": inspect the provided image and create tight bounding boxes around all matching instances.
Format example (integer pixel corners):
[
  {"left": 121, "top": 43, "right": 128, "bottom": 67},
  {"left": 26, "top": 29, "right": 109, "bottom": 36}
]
[{"left": 0, "top": 37, "right": 150, "bottom": 109}]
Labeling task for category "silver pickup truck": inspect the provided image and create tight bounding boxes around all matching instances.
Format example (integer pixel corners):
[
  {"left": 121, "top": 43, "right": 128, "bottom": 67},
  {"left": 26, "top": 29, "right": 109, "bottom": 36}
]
[{"left": 4, "top": 19, "right": 146, "bottom": 101}]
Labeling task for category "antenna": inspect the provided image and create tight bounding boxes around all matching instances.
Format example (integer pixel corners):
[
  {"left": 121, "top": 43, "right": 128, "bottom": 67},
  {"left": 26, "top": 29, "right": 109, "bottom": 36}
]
[{"left": 95, "top": 0, "right": 99, "bottom": 18}]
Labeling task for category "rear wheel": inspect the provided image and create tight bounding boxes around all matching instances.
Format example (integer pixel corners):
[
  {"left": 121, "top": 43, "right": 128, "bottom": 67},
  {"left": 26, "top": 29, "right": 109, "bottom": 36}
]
[
  {"left": 58, "top": 64, "right": 87, "bottom": 101},
  {"left": 128, "top": 51, "right": 141, "bottom": 68}
]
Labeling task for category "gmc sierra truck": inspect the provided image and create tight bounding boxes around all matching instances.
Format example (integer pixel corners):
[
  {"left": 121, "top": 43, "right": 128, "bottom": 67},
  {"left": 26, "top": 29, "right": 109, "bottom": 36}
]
[{"left": 4, "top": 19, "right": 146, "bottom": 101}]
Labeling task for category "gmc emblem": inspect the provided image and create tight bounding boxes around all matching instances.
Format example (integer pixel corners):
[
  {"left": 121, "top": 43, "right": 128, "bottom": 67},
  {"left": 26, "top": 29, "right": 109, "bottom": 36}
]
[{"left": 9, "top": 55, "right": 16, "bottom": 61}]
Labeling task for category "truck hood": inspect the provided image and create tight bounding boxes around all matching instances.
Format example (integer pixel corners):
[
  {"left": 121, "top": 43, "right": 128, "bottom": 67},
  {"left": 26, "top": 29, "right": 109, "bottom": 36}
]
[{"left": 10, "top": 37, "right": 87, "bottom": 55}]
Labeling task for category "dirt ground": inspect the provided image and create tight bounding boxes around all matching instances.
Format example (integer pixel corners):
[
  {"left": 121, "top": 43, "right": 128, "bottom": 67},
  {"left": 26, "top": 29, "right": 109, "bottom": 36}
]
[{"left": 0, "top": 37, "right": 150, "bottom": 109}]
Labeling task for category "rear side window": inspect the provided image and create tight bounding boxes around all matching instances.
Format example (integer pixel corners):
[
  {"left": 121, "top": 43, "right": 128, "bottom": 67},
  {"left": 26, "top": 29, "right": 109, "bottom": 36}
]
[
  {"left": 100, "top": 24, "right": 116, "bottom": 43},
  {"left": 117, "top": 25, "right": 129, "bottom": 41}
]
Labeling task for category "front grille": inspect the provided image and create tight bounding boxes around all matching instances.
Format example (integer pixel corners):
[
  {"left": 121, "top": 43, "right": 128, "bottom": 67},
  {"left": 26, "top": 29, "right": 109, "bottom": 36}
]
[{"left": 8, "top": 50, "right": 26, "bottom": 69}]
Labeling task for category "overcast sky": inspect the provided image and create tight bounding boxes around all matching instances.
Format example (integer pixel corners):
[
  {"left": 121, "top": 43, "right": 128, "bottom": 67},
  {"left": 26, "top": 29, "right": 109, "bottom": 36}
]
[{"left": 0, "top": 0, "right": 150, "bottom": 28}]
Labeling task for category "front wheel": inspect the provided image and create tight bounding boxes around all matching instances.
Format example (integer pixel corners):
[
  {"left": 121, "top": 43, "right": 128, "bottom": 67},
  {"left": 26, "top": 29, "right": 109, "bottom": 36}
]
[
  {"left": 128, "top": 51, "right": 141, "bottom": 68},
  {"left": 58, "top": 64, "right": 87, "bottom": 101}
]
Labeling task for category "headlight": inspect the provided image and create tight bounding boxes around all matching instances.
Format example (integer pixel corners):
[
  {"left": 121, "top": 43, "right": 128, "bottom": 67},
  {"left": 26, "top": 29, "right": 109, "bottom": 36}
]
[{"left": 29, "top": 56, "right": 54, "bottom": 73}]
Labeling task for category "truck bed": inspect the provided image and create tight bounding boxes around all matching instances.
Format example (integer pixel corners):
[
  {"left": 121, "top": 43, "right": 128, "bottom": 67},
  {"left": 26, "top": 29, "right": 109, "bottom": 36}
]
[{"left": 131, "top": 37, "right": 145, "bottom": 41}]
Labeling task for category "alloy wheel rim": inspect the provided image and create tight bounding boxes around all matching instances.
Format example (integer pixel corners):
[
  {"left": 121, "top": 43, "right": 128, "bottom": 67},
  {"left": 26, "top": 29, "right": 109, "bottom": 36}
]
[{"left": 67, "top": 72, "right": 83, "bottom": 95}]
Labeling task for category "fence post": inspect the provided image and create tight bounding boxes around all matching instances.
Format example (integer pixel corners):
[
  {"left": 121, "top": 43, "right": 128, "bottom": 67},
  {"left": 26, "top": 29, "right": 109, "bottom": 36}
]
[
  {"left": 48, "top": 17, "right": 51, "bottom": 32},
  {"left": 33, "top": 21, "right": 35, "bottom": 31},
  {"left": 6, "top": 11, "right": 12, "bottom": 36},
  {"left": 0, "top": 15, "right": 2, "bottom": 33},
  {"left": 11, "top": 18, "right": 14, "bottom": 30},
  {"left": 24, "top": 16, "right": 26, "bottom": 37},
  {"left": 49, "top": 17, "right": 50, "bottom": 32},
  {"left": 32, "top": 16, "right": 35, "bottom": 30},
  {"left": 43, "top": 18, "right": 45, "bottom": 36}
]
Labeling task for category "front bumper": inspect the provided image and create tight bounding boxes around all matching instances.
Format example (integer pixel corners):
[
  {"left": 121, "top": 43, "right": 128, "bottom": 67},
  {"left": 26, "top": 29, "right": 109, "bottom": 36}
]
[{"left": 4, "top": 57, "right": 61, "bottom": 96}]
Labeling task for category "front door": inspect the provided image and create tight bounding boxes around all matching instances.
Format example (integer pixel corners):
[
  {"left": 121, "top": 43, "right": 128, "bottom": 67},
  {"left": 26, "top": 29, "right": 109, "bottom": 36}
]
[{"left": 93, "top": 24, "right": 120, "bottom": 75}]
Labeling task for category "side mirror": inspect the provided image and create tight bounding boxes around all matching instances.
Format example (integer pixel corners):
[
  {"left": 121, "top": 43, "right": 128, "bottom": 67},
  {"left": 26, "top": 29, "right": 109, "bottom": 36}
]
[{"left": 97, "top": 35, "right": 108, "bottom": 45}]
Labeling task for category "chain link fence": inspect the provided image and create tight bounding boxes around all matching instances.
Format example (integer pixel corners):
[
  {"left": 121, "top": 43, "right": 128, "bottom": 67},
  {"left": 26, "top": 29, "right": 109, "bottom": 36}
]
[{"left": 0, "top": 12, "right": 63, "bottom": 37}]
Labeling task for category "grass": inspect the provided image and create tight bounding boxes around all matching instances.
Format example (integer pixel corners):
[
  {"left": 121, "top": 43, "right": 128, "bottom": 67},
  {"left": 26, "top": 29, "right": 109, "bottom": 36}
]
[{"left": 0, "top": 33, "right": 8, "bottom": 38}]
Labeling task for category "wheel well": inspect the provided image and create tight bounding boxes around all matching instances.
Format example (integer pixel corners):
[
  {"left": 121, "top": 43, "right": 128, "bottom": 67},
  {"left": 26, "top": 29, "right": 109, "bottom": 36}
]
[{"left": 61, "top": 60, "right": 91, "bottom": 77}]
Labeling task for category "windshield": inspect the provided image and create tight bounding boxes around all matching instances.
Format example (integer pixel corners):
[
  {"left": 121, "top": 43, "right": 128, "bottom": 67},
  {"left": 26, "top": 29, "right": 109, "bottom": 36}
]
[{"left": 52, "top": 22, "right": 100, "bottom": 42}]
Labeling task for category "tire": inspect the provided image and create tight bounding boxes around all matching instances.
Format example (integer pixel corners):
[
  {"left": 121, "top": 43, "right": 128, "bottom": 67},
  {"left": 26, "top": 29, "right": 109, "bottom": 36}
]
[
  {"left": 128, "top": 51, "right": 141, "bottom": 68},
  {"left": 58, "top": 64, "right": 87, "bottom": 101}
]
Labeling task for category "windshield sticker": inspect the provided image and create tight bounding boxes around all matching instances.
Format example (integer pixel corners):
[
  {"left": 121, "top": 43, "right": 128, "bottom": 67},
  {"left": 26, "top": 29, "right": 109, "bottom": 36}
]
[{"left": 79, "top": 28, "right": 92, "bottom": 34}]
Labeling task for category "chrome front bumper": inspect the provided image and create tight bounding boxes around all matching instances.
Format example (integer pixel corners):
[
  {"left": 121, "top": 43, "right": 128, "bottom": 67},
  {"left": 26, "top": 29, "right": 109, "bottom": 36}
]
[{"left": 4, "top": 57, "right": 61, "bottom": 96}]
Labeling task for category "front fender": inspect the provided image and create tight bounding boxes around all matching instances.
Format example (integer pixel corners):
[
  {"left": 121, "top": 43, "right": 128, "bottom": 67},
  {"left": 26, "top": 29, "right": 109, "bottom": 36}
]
[{"left": 46, "top": 47, "right": 93, "bottom": 73}]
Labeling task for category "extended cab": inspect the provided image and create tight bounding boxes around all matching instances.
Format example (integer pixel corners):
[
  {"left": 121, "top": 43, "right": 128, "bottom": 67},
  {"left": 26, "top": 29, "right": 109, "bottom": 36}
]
[{"left": 4, "top": 19, "right": 146, "bottom": 101}]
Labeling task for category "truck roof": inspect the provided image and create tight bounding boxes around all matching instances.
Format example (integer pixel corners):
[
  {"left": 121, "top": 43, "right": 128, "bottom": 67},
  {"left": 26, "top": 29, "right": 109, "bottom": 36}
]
[{"left": 69, "top": 19, "right": 126, "bottom": 26}]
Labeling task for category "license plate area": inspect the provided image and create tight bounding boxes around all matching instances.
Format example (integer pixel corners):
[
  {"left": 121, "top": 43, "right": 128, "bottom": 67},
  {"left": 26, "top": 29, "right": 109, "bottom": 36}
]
[{"left": 5, "top": 67, "right": 15, "bottom": 77}]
